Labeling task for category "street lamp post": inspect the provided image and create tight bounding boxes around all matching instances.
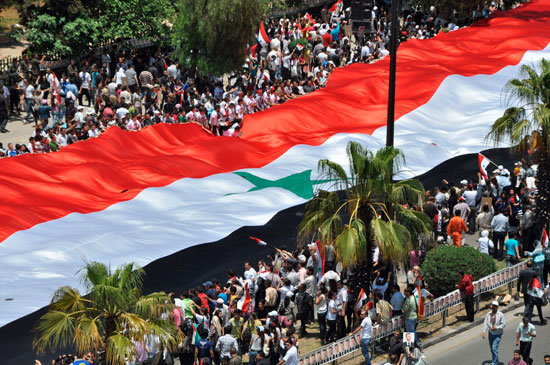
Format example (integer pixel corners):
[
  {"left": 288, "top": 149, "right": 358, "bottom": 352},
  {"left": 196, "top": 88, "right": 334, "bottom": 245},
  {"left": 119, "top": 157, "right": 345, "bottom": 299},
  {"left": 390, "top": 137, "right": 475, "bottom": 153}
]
[{"left": 386, "top": 0, "right": 400, "bottom": 147}]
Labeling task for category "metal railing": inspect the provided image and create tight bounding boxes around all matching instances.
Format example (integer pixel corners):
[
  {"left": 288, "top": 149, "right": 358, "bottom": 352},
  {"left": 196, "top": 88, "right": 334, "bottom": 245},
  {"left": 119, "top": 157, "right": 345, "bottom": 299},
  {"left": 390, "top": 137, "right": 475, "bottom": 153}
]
[{"left": 298, "top": 261, "right": 528, "bottom": 365}]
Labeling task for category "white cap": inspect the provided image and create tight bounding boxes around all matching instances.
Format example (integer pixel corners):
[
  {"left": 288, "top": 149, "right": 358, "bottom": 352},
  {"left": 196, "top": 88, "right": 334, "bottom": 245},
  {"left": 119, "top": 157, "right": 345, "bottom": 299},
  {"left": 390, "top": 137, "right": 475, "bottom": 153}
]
[
  {"left": 491, "top": 300, "right": 499, "bottom": 307},
  {"left": 217, "top": 298, "right": 224, "bottom": 304},
  {"left": 460, "top": 180, "right": 468, "bottom": 185},
  {"left": 498, "top": 165, "right": 504, "bottom": 170},
  {"left": 268, "top": 310, "right": 278, "bottom": 316}
]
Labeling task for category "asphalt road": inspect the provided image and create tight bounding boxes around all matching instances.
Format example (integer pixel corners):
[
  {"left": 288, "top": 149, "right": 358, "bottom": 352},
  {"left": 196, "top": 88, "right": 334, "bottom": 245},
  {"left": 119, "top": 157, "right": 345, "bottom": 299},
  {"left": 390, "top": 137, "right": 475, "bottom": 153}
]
[{"left": 424, "top": 304, "right": 550, "bottom": 365}]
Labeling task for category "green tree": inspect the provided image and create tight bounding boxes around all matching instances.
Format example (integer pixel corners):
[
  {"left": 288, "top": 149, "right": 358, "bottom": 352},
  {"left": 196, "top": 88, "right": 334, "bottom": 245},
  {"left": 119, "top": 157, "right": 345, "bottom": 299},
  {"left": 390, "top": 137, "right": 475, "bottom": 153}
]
[
  {"left": 34, "top": 261, "right": 181, "bottom": 365},
  {"left": 172, "top": 0, "right": 266, "bottom": 75},
  {"left": 298, "top": 142, "right": 431, "bottom": 293},
  {"left": 486, "top": 59, "right": 550, "bottom": 232},
  {"left": 21, "top": 0, "right": 173, "bottom": 57}
]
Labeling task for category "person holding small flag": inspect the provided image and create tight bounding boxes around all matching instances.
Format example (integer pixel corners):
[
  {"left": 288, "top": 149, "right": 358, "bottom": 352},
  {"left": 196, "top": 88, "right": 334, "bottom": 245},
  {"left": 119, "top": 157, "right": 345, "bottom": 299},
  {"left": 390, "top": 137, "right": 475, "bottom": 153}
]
[{"left": 525, "top": 272, "right": 546, "bottom": 325}]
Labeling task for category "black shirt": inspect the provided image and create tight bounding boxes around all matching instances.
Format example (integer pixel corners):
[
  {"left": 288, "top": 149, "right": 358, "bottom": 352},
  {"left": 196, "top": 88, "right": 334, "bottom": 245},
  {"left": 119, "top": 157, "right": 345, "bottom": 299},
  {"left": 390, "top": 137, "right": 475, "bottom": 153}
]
[{"left": 388, "top": 336, "right": 404, "bottom": 356}]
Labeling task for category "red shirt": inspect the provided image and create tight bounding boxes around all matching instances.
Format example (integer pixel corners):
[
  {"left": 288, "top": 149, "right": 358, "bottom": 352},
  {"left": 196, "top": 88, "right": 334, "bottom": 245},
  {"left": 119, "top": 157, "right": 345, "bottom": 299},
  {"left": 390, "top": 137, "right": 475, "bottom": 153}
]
[
  {"left": 457, "top": 274, "right": 474, "bottom": 296},
  {"left": 322, "top": 32, "right": 332, "bottom": 47}
]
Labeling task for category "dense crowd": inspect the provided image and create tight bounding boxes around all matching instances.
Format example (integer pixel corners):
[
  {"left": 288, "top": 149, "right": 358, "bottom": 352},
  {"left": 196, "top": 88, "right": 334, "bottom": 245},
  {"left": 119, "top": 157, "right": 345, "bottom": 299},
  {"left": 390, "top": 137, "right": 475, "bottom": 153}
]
[{"left": 0, "top": 0, "right": 510, "bottom": 157}]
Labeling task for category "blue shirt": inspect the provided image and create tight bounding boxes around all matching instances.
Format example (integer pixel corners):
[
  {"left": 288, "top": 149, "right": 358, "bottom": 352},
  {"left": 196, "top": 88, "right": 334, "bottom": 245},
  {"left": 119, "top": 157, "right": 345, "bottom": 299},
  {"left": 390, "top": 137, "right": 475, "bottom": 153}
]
[
  {"left": 196, "top": 339, "right": 212, "bottom": 358},
  {"left": 505, "top": 238, "right": 518, "bottom": 256}
]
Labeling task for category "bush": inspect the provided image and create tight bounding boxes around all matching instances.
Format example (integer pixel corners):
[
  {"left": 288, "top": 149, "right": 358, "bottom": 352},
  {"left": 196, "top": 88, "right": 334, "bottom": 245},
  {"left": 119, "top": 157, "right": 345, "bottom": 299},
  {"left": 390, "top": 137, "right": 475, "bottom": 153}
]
[{"left": 421, "top": 245, "right": 497, "bottom": 297}]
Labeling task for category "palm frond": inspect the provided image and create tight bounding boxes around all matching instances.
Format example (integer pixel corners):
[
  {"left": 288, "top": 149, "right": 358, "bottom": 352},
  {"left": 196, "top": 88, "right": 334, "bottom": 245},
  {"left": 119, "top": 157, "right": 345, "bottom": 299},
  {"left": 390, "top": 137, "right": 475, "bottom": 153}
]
[
  {"left": 134, "top": 292, "right": 173, "bottom": 319},
  {"left": 318, "top": 159, "right": 350, "bottom": 190},
  {"left": 391, "top": 179, "right": 426, "bottom": 205},
  {"left": 334, "top": 224, "right": 360, "bottom": 267},
  {"left": 105, "top": 334, "right": 135, "bottom": 365},
  {"left": 394, "top": 206, "right": 432, "bottom": 245},
  {"left": 34, "top": 311, "right": 76, "bottom": 353},
  {"left": 80, "top": 260, "right": 109, "bottom": 289},
  {"left": 371, "top": 219, "right": 411, "bottom": 267},
  {"left": 116, "top": 312, "right": 148, "bottom": 341},
  {"left": 50, "top": 286, "right": 88, "bottom": 313},
  {"left": 147, "top": 319, "right": 183, "bottom": 352},
  {"left": 74, "top": 315, "right": 104, "bottom": 354}
]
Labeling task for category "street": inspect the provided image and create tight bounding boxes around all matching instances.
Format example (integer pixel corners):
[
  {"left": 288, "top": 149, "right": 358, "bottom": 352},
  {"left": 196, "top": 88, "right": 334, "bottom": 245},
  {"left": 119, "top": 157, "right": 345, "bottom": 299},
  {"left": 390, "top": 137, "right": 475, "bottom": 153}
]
[{"left": 424, "top": 303, "right": 550, "bottom": 364}]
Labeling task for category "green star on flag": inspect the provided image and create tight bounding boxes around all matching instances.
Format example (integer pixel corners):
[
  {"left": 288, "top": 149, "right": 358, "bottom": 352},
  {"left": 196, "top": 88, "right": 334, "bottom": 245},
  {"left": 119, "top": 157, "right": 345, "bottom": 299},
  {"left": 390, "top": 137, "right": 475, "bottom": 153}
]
[{"left": 231, "top": 170, "right": 331, "bottom": 200}]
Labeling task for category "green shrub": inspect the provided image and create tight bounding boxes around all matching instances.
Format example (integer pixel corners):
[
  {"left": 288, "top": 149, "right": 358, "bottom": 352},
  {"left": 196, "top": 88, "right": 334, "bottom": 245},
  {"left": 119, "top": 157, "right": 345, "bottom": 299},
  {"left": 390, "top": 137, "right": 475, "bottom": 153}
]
[{"left": 421, "top": 245, "right": 497, "bottom": 297}]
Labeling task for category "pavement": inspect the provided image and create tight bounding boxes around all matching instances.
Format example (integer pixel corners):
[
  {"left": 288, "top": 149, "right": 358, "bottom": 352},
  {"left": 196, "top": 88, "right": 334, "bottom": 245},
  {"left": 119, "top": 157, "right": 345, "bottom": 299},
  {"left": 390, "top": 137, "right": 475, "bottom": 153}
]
[
  {"left": 1, "top": 110, "right": 38, "bottom": 146},
  {"left": 424, "top": 304, "right": 550, "bottom": 365}
]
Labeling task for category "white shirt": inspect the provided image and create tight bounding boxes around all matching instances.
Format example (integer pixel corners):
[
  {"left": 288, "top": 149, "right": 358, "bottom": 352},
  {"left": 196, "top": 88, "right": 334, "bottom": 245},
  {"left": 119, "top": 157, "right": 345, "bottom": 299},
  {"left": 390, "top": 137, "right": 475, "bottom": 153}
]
[
  {"left": 88, "top": 129, "right": 100, "bottom": 138},
  {"left": 244, "top": 267, "right": 257, "bottom": 281},
  {"left": 361, "top": 316, "right": 373, "bottom": 340},
  {"left": 327, "top": 299, "right": 337, "bottom": 321},
  {"left": 126, "top": 119, "right": 141, "bottom": 131},
  {"left": 337, "top": 287, "right": 347, "bottom": 311},
  {"left": 283, "top": 345, "right": 298, "bottom": 365},
  {"left": 25, "top": 84, "right": 35, "bottom": 98},
  {"left": 57, "top": 133, "right": 68, "bottom": 147},
  {"left": 478, "top": 237, "right": 494, "bottom": 254},
  {"left": 79, "top": 72, "right": 91, "bottom": 89},
  {"left": 320, "top": 270, "right": 339, "bottom": 287},
  {"left": 116, "top": 107, "right": 129, "bottom": 119}
]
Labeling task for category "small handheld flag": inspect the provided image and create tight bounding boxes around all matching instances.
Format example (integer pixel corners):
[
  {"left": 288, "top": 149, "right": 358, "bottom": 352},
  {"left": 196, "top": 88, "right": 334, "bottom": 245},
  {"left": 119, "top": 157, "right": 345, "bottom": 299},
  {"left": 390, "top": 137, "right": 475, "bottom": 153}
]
[
  {"left": 528, "top": 277, "right": 543, "bottom": 298},
  {"left": 354, "top": 288, "right": 367, "bottom": 313},
  {"left": 542, "top": 229, "right": 548, "bottom": 248},
  {"left": 258, "top": 22, "right": 271, "bottom": 48},
  {"left": 416, "top": 278, "right": 425, "bottom": 320},
  {"left": 329, "top": 0, "right": 343, "bottom": 12},
  {"left": 478, "top": 153, "right": 494, "bottom": 179},
  {"left": 249, "top": 236, "right": 268, "bottom": 246},
  {"left": 237, "top": 281, "right": 251, "bottom": 312}
]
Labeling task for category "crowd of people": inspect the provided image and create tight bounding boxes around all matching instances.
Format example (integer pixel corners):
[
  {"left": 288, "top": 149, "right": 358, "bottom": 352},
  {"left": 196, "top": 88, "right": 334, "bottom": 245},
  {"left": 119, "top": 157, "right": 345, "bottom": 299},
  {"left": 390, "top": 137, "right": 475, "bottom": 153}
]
[
  {"left": 422, "top": 161, "right": 549, "bottom": 287},
  {"left": 0, "top": 0, "right": 512, "bottom": 157}
]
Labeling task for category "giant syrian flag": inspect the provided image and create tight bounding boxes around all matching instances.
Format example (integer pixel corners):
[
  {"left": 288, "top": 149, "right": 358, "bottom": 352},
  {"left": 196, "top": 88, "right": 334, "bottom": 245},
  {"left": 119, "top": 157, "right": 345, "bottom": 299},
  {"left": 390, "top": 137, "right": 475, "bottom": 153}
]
[{"left": 1, "top": 0, "right": 550, "bottom": 327}]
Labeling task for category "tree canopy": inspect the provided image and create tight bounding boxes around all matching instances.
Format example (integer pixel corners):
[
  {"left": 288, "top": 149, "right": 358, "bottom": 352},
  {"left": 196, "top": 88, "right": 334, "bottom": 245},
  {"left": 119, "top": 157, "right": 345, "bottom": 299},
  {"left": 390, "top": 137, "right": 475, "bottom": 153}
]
[
  {"left": 20, "top": 0, "right": 173, "bottom": 57},
  {"left": 171, "top": 0, "right": 266, "bottom": 75}
]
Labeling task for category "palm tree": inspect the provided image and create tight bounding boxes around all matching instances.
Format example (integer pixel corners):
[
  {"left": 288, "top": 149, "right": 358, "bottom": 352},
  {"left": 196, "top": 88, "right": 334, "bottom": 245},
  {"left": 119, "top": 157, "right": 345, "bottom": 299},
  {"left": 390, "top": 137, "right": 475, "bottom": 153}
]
[
  {"left": 34, "top": 261, "right": 182, "bottom": 365},
  {"left": 487, "top": 59, "right": 550, "bottom": 231},
  {"left": 298, "top": 142, "right": 431, "bottom": 294}
]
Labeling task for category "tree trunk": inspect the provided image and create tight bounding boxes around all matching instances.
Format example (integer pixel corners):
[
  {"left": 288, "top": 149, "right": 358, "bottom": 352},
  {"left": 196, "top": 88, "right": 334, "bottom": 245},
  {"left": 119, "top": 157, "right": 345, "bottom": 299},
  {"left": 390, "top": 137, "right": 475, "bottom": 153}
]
[{"left": 349, "top": 204, "right": 374, "bottom": 298}]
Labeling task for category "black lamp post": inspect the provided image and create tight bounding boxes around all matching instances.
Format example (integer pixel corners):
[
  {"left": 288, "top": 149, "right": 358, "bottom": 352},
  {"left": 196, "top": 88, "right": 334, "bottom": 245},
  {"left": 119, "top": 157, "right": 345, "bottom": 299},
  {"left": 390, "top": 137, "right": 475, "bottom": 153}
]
[{"left": 386, "top": 0, "right": 400, "bottom": 147}]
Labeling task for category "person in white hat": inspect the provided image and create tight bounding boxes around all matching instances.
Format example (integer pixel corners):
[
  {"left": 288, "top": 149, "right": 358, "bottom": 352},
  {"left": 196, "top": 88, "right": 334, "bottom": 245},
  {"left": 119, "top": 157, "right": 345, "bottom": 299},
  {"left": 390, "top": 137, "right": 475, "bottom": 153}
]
[{"left": 482, "top": 300, "right": 506, "bottom": 365}]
